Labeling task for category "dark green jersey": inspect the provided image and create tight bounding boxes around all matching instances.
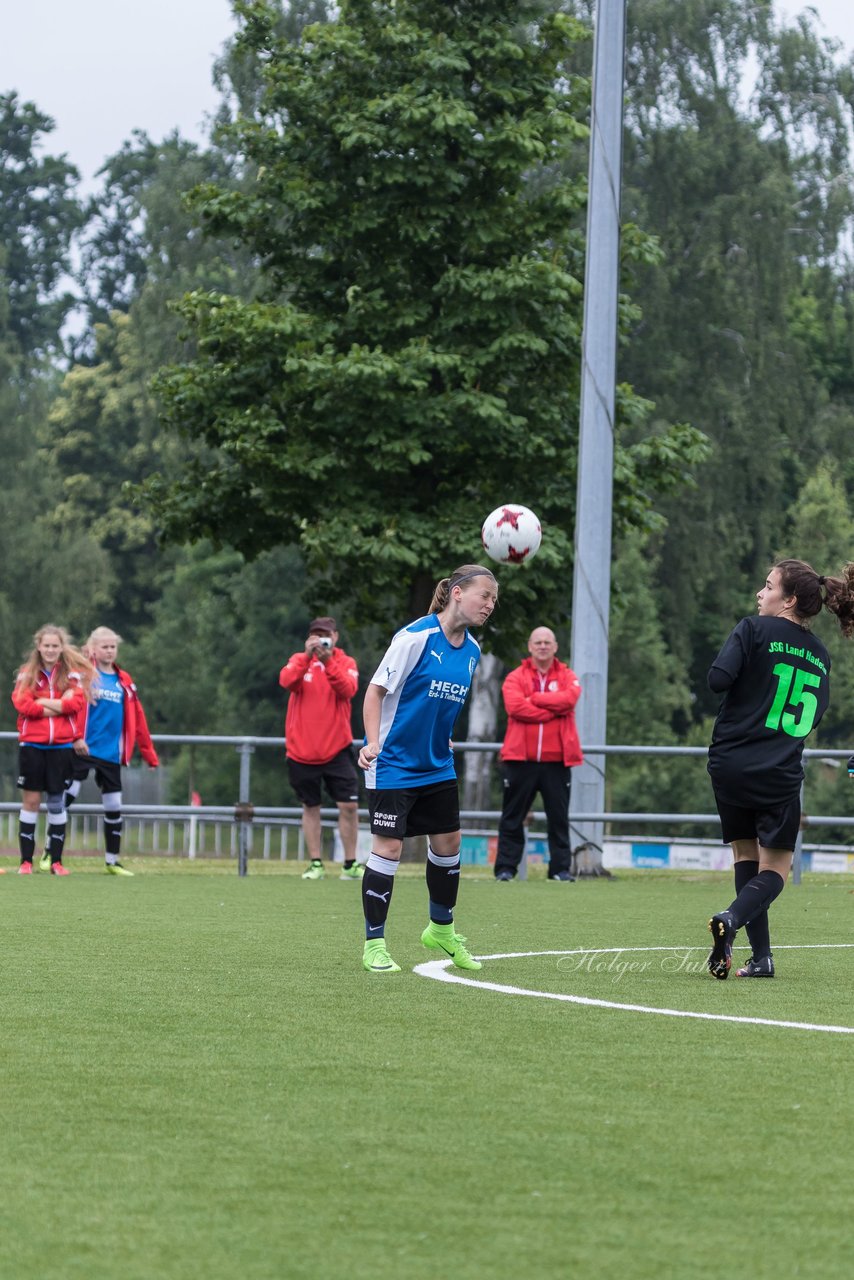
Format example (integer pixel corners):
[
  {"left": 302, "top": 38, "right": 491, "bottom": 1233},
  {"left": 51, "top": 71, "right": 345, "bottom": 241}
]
[{"left": 707, "top": 615, "right": 830, "bottom": 807}]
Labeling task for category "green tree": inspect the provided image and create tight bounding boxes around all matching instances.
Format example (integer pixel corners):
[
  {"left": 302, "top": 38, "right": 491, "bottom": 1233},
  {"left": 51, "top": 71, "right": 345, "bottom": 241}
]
[
  {"left": 0, "top": 95, "right": 109, "bottom": 691},
  {"left": 123, "top": 542, "right": 320, "bottom": 804},
  {"left": 0, "top": 93, "right": 83, "bottom": 360},
  {"left": 77, "top": 132, "right": 257, "bottom": 357},
  {"left": 144, "top": 0, "right": 706, "bottom": 656},
  {"left": 41, "top": 313, "right": 167, "bottom": 631},
  {"left": 781, "top": 463, "right": 854, "bottom": 743},
  {"left": 605, "top": 530, "right": 714, "bottom": 823},
  {"left": 613, "top": 0, "right": 854, "bottom": 715},
  {"left": 46, "top": 130, "right": 264, "bottom": 634}
]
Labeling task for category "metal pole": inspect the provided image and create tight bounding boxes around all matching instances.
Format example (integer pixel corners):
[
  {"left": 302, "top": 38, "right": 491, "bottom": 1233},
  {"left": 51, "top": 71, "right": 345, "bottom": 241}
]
[
  {"left": 792, "top": 779, "right": 805, "bottom": 885},
  {"left": 569, "top": 0, "right": 627, "bottom": 870},
  {"left": 236, "top": 741, "right": 255, "bottom": 877}
]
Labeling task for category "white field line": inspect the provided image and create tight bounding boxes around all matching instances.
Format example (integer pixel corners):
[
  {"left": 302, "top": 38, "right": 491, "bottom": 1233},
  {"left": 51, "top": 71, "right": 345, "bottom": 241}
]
[{"left": 412, "top": 947, "right": 854, "bottom": 1035}]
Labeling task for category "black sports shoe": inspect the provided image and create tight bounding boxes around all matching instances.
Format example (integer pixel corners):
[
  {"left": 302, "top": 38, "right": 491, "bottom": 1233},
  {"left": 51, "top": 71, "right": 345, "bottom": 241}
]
[
  {"left": 707, "top": 911, "right": 736, "bottom": 980},
  {"left": 549, "top": 871, "right": 576, "bottom": 882},
  {"left": 735, "top": 954, "right": 774, "bottom": 978},
  {"left": 495, "top": 870, "right": 515, "bottom": 882}
]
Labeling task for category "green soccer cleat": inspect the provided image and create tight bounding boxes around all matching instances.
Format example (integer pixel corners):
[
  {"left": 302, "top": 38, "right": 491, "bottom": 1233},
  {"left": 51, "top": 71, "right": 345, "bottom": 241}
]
[
  {"left": 38, "top": 851, "right": 52, "bottom": 872},
  {"left": 420, "top": 923, "right": 482, "bottom": 971},
  {"left": 339, "top": 863, "right": 365, "bottom": 881},
  {"left": 106, "top": 862, "right": 134, "bottom": 877},
  {"left": 362, "top": 940, "right": 401, "bottom": 973},
  {"left": 302, "top": 861, "right": 325, "bottom": 880}
]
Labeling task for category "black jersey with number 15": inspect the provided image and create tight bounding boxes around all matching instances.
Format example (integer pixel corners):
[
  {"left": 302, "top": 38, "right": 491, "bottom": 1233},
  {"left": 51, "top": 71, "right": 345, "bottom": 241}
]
[{"left": 707, "top": 615, "right": 831, "bottom": 807}]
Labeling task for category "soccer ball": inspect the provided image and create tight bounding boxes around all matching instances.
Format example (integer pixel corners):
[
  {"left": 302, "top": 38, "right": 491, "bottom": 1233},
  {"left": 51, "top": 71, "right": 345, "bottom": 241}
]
[{"left": 481, "top": 504, "right": 542, "bottom": 564}]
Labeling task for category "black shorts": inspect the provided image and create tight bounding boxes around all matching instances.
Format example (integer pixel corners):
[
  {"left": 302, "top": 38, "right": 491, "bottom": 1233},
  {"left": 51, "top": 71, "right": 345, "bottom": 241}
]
[
  {"left": 17, "top": 745, "right": 74, "bottom": 795},
  {"left": 713, "top": 793, "right": 802, "bottom": 851},
  {"left": 367, "top": 780, "right": 460, "bottom": 840},
  {"left": 72, "top": 755, "right": 122, "bottom": 794},
  {"left": 287, "top": 747, "right": 359, "bottom": 807}
]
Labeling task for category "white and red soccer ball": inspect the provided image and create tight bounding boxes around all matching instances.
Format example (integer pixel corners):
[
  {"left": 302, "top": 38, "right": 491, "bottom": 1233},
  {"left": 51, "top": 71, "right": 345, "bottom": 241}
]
[{"left": 481, "top": 504, "right": 542, "bottom": 565}]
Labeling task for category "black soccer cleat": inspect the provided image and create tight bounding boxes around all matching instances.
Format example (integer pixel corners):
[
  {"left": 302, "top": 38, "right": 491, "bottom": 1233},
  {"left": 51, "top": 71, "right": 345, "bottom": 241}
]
[
  {"left": 735, "top": 954, "right": 774, "bottom": 978},
  {"left": 707, "top": 911, "right": 736, "bottom": 980}
]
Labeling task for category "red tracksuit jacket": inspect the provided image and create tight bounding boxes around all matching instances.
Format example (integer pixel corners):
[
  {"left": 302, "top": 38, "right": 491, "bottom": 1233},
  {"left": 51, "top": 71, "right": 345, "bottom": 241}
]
[
  {"left": 12, "top": 669, "right": 87, "bottom": 746},
  {"left": 279, "top": 647, "right": 359, "bottom": 765},
  {"left": 499, "top": 657, "right": 583, "bottom": 766}
]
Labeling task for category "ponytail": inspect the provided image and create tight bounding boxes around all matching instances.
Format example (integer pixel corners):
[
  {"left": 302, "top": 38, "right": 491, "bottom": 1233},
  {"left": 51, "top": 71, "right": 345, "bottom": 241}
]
[
  {"left": 775, "top": 559, "right": 854, "bottom": 638},
  {"left": 821, "top": 563, "right": 854, "bottom": 638}
]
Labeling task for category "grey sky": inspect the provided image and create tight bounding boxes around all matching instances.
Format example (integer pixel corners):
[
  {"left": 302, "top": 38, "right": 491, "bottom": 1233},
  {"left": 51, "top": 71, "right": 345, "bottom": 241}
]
[
  {"left": 1, "top": 1, "right": 853, "bottom": 191},
  {"left": 1, "top": 1, "right": 236, "bottom": 186}
]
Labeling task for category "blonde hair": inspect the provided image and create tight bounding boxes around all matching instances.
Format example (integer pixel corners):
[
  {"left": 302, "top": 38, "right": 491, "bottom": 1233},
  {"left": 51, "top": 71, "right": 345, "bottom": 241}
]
[
  {"left": 429, "top": 564, "right": 498, "bottom": 614},
  {"left": 86, "top": 626, "right": 123, "bottom": 649},
  {"left": 17, "top": 624, "right": 97, "bottom": 699}
]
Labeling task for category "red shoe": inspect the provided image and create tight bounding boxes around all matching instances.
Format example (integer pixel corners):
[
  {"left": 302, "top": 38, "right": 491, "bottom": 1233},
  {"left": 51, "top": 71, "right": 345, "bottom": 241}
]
[
  {"left": 50, "top": 862, "right": 71, "bottom": 876},
  {"left": 18, "top": 861, "right": 33, "bottom": 875}
]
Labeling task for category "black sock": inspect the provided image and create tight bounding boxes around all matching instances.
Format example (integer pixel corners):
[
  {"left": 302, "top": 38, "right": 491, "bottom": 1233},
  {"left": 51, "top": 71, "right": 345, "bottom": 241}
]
[
  {"left": 728, "top": 870, "right": 785, "bottom": 931},
  {"left": 344, "top": 859, "right": 355, "bottom": 870},
  {"left": 734, "top": 860, "right": 769, "bottom": 959},
  {"left": 362, "top": 861, "right": 396, "bottom": 938},
  {"left": 104, "top": 811, "right": 122, "bottom": 857},
  {"left": 425, "top": 848, "right": 460, "bottom": 924},
  {"left": 19, "top": 817, "right": 36, "bottom": 862},
  {"left": 47, "top": 819, "right": 67, "bottom": 864}
]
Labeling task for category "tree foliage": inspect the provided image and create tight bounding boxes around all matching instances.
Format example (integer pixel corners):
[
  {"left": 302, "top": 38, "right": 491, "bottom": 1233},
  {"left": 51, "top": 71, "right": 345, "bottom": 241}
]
[
  {"left": 0, "top": 94, "right": 110, "bottom": 700},
  {"left": 613, "top": 0, "right": 854, "bottom": 713},
  {"left": 0, "top": 93, "right": 83, "bottom": 361},
  {"left": 143, "top": 0, "right": 706, "bottom": 656}
]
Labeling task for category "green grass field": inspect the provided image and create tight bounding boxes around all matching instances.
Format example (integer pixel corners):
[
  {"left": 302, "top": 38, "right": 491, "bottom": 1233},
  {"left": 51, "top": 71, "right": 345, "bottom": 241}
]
[{"left": 1, "top": 856, "right": 852, "bottom": 1280}]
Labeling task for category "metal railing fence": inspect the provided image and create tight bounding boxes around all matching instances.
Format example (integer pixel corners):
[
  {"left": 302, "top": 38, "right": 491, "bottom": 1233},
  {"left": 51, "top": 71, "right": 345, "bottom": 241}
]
[{"left": 2, "top": 732, "right": 852, "bottom": 878}]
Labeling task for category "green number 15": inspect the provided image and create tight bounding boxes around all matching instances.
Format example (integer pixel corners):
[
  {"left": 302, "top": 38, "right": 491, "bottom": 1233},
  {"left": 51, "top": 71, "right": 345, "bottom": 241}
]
[{"left": 765, "top": 662, "right": 822, "bottom": 738}]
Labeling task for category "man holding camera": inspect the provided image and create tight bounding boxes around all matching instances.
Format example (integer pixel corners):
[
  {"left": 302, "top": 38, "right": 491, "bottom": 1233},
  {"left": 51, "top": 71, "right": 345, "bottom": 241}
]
[{"left": 279, "top": 616, "right": 362, "bottom": 880}]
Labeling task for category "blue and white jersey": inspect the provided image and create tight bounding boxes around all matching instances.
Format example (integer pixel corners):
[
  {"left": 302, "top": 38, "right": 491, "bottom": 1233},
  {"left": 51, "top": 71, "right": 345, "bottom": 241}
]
[
  {"left": 365, "top": 614, "right": 481, "bottom": 790},
  {"left": 85, "top": 670, "right": 124, "bottom": 763}
]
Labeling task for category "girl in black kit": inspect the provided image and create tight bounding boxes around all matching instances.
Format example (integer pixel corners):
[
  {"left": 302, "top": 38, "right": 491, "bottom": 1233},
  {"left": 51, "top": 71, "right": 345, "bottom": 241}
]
[{"left": 706, "top": 559, "right": 854, "bottom": 979}]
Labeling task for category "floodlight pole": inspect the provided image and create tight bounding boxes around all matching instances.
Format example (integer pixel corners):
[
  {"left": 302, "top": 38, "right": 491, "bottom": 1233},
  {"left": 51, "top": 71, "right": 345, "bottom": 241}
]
[{"left": 569, "top": 0, "right": 627, "bottom": 871}]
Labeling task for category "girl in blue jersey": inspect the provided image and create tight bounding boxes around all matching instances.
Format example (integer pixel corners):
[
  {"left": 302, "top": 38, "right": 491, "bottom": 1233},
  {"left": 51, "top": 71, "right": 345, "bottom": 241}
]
[{"left": 357, "top": 564, "right": 498, "bottom": 973}]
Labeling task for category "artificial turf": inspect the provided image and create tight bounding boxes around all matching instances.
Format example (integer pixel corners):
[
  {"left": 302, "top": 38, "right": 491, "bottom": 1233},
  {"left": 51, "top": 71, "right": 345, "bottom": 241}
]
[{"left": 1, "top": 857, "right": 852, "bottom": 1279}]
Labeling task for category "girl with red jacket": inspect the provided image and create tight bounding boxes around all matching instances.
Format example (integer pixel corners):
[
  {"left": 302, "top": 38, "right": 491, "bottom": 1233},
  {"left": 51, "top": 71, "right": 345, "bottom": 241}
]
[
  {"left": 12, "top": 625, "right": 95, "bottom": 875},
  {"left": 55, "top": 627, "right": 159, "bottom": 877}
]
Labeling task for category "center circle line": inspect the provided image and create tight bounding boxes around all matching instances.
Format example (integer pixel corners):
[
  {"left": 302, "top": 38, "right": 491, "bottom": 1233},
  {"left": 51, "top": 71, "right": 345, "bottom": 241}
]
[{"left": 412, "top": 947, "right": 854, "bottom": 1035}]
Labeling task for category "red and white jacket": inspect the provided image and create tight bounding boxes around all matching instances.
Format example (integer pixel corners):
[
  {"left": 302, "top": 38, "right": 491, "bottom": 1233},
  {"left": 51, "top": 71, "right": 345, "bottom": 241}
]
[
  {"left": 279, "top": 647, "right": 359, "bottom": 765},
  {"left": 499, "top": 657, "right": 583, "bottom": 766},
  {"left": 12, "top": 668, "right": 88, "bottom": 746},
  {"left": 77, "top": 664, "right": 159, "bottom": 767}
]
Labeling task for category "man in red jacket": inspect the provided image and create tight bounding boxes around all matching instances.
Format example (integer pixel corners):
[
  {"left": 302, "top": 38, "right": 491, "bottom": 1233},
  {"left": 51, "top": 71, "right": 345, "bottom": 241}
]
[
  {"left": 279, "top": 616, "right": 362, "bottom": 881},
  {"left": 494, "top": 626, "right": 583, "bottom": 882}
]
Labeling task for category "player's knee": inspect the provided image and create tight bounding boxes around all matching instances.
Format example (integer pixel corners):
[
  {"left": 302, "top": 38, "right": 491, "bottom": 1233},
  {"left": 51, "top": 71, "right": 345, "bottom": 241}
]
[
  {"left": 46, "top": 793, "right": 65, "bottom": 817},
  {"left": 102, "top": 790, "right": 123, "bottom": 814}
]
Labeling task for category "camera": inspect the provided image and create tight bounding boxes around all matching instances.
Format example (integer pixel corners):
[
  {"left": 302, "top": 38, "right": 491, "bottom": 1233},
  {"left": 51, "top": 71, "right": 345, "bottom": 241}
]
[{"left": 316, "top": 637, "right": 333, "bottom": 650}]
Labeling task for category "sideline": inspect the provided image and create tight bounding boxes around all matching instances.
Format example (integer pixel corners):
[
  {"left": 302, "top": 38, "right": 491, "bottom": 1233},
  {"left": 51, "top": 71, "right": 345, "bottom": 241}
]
[{"left": 412, "top": 946, "right": 854, "bottom": 1035}]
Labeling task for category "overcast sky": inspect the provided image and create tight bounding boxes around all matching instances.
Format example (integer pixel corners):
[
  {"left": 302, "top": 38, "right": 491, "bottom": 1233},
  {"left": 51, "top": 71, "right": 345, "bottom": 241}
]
[{"left": 2, "top": 1, "right": 853, "bottom": 191}]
